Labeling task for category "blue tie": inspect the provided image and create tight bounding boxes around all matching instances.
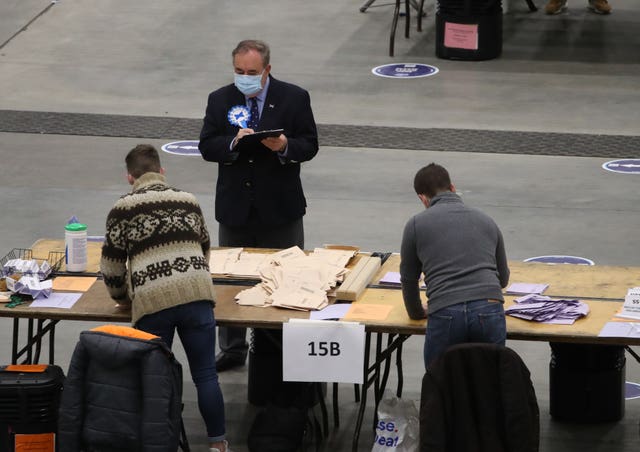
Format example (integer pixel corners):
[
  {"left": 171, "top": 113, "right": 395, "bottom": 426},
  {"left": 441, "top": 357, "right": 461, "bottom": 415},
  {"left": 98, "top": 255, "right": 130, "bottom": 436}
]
[{"left": 248, "top": 97, "right": 260, "bottom": 130}]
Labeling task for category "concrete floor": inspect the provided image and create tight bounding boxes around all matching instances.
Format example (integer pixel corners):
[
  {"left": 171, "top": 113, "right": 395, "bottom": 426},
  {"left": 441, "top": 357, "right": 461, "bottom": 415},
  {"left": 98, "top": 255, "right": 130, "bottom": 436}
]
[{"left": 1, "top": 0, "right": 639, "bottom": 450}]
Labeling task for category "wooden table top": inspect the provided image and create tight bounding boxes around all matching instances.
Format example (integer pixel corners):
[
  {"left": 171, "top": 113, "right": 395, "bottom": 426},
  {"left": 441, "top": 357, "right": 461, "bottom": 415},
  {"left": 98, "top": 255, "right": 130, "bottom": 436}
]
[{"left": 2, "top": 239, "right": 637, "bottom": 345}]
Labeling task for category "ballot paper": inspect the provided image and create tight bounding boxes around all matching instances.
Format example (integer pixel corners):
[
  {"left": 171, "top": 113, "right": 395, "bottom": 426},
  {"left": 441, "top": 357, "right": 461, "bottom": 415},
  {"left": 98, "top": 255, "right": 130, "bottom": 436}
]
[
  {"left": 379, "top": 271, "right": 427, "bottom": 288},
  {"left": 506, "top": 282, "right": 549, "bottom": 295},
  {"left": 505, "top": 294, "right": 589, "bottom": 324},
  {"left": 2, "top": 258, "right": 52, "bottom": 281},
  {"left": 6, "top": 275, "right": 53, "bottom": 299},
  {"left": 379, "top": 271, "right": 402, "bottom": 286}
]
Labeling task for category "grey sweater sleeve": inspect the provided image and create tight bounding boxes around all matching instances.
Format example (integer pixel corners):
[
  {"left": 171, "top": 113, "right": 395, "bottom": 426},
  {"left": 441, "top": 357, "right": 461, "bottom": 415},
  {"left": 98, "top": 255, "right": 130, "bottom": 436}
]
[
  {"left": 495, "top": 228, "right": 510, "bottom": 288},
  {"left": 400, "top": 218, "right": 428, "bottom": 320}
]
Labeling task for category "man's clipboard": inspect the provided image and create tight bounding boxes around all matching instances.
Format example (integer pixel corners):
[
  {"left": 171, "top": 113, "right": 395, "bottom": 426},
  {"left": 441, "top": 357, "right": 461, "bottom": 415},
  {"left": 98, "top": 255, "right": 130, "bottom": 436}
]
[{"left": 238, "top": 128, "right": 284, "bottom": 146}]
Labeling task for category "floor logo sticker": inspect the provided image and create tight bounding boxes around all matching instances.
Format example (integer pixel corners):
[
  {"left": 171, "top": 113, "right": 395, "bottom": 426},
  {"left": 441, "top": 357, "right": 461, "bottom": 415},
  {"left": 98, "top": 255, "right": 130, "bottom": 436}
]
[
  {"left": 372, "top": 63, "right": 439, "bottom": 78},
  {"left": 602, "top": 159, "right": 640, "bottom": 174},
  {"left": 524, "top": 255, "right": 595, "bottom": 266},
  {"left": 161, "top": 141, "right": 200, "bottom": 156}
]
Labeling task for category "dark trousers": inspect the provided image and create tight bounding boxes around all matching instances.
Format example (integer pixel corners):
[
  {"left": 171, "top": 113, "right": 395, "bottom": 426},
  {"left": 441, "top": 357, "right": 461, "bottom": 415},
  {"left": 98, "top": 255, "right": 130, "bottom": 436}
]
[{"left": 217, "top": 215, "right": 304, "bottom": 360}]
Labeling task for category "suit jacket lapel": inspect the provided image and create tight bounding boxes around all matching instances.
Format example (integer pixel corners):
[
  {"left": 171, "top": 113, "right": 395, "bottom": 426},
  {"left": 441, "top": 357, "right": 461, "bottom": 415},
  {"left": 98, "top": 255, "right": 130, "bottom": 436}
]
[{"left": 260, "top": 77, "right": 282, "bottom": 131}]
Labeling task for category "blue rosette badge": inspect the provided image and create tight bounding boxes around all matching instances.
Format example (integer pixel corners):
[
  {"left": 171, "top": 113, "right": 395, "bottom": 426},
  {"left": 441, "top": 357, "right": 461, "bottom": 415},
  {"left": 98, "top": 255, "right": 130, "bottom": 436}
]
[{"left": 228, "top": 105, "right": 251, "bottom": 128}]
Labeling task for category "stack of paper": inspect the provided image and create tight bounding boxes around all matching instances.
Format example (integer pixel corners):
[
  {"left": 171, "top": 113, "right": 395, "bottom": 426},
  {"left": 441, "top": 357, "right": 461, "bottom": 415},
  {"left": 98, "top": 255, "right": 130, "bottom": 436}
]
[
  {"left": 234, "top": 246, "right": 354, "bottom": 311},
  {"left": 5, "top": 275, "right": 53, "bottom": 299},
  {"left": 208, "top": 248, "right": 271, "bottom": 278},
  {"left": 506, "top": 282, "right": 549, "bottom": 295},
  {"left": 505, "top": 294, "right": 589, "bottom": 324},
  {"left": 379, "top": 271, "right": 402, "bottom": 286},
  {"left": 2, "top": 258, "right": 52, "bottom": 281},
  {"left": 378, "top": 271, "right": 426, "bottom": 288}
]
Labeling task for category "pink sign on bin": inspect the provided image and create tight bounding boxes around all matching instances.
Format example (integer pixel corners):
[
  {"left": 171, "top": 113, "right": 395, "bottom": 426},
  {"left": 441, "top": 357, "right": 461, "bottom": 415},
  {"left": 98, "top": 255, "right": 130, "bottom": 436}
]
[{"left": 444, "top": 22, "right": 479, "bottom": 50}]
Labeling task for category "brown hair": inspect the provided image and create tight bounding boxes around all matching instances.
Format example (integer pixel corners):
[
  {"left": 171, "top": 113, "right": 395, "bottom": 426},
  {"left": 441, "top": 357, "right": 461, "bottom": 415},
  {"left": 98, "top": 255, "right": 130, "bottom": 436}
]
[
  {"left": 125, "top": 144, "right": 162, "bottom": 178},
  {"left": 413, "top": 163, "right": 452, "bottom": 198}
]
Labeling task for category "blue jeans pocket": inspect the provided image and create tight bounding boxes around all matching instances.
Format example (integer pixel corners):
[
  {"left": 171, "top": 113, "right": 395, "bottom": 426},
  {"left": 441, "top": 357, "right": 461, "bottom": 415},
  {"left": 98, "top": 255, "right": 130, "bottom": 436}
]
[
  {"left": 424, "top": 314, "right": 453, "bottom": 368},
  {"left": 476, "top": 309, "right": 506, "bottom": 345}
]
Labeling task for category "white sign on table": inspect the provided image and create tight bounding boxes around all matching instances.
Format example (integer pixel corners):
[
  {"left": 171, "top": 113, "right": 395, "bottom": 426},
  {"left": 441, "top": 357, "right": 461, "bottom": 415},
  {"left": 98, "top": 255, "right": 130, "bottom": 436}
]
[
  {"left": 282, "top": 319, "right": 365, "bottom": 384},
  {"left": 618, "top": 287, "right": 640, "bottom": 320}
]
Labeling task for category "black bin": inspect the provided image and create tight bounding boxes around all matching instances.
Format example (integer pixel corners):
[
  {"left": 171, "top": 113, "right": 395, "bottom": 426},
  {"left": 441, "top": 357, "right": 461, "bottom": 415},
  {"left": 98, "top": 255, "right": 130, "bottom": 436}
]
[
  {"left": 436, "top": 0, "right": 502, "bottom": 60},
  {"left": 549, "top": 343, "right": 625, "bottom": 423},
  {"left": 248, "top": 329, "right": 325, "bottom": 408},
  {"left": 0, "top": 364, "right": 64, "bottom": 452}
]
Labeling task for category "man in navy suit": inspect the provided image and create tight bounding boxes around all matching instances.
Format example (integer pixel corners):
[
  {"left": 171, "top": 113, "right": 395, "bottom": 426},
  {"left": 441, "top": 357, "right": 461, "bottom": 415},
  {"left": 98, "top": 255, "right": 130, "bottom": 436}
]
[{"left": 199, "top": 39, "right": 319, "bottom": 371}]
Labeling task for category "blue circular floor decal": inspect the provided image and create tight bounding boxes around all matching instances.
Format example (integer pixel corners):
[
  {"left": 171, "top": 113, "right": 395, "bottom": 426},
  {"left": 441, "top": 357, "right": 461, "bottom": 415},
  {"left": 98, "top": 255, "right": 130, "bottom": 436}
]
[
  {"left": 602, "top": 159, "right": 640, "bottom": 174},
  {"left": 161, "top": 140, "right": 201, "bottom": 156},
  {"left": 372, "top": 63, "right": 439, "bottom": 78},
  {"left": 625, "top": 382, "right": 640, "bottom": 400},
  {"left": 524, "top": 255, "right": 595, "bottom": 266}
]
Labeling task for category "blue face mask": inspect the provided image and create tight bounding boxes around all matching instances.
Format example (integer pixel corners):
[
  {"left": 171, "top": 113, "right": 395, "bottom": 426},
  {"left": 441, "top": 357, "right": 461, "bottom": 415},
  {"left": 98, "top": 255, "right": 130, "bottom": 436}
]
[{"left": 234, "top": 72, "right": 264, "bottom": 96}]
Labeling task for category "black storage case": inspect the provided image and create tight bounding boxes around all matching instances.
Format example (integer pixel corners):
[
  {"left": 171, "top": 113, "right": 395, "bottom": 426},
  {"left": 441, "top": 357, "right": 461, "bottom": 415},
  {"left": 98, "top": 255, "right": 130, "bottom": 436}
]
[
  {"left": 248, "top": 329, "right": 325, "bottom": 408},
  {"left": 435, "top": 0, "right": 502, "bottom": 60},
  {"left": 549, "top": 343, "right": 625, "bottom": 423},
  {"left": 0, "top": 365, "right": 64, "bottom": 452}
]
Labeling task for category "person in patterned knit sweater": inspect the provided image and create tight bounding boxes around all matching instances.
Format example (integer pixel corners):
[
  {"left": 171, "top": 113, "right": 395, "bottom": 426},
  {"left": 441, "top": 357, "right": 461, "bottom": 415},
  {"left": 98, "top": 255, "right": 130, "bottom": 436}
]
[{"left": 100, "top": 144, "right": 231, "bottom": 452}]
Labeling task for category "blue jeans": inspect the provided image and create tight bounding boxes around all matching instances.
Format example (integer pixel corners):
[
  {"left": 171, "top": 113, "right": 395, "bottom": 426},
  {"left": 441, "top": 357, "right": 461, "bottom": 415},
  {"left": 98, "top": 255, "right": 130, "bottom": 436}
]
[
  {"left": 136, "top": 300, "right": 225, "bottom": 443},
  {"left": 424, "top": 299, "right": 506, "bottom": 369}
]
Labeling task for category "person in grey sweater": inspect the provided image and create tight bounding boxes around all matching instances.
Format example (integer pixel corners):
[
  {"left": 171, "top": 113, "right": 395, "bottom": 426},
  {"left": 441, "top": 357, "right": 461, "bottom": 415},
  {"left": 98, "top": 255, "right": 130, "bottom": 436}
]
[{"left": 400, "top": 163, "right": 510, "bottom": 368}]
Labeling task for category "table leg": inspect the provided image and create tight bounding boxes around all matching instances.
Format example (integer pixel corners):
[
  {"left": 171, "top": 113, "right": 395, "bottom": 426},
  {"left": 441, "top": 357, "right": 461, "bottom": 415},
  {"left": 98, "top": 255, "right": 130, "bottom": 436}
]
[
  {"left": 390, "top": 0, "right": 401, "bottom": 56},
  {"left": 360, "top": 0, "right": 379, "bottom": 12},
  {"left": 352, "top": 332, "right": 372, "bottom": 452},
  {"left": 351, "top": 333, "right": 411, "bottom": 451},
  {"left": 12, "top": 318, "right": 19, "bottom": 364},
  {"left": 10, "top": 318, "right": 59, "bottom": 364}
]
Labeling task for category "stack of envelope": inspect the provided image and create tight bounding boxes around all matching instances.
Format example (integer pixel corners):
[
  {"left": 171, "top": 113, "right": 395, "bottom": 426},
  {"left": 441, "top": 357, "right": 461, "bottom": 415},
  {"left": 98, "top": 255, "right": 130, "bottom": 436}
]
[
  {"left": 234, "top": 246, "right": 355, "bottom": 311},
  {"left": 505, "top": 294, "right": 590, "bottom": 325},
  {"left": 209, "top": 248, "right": 271, "bottom": 278}
]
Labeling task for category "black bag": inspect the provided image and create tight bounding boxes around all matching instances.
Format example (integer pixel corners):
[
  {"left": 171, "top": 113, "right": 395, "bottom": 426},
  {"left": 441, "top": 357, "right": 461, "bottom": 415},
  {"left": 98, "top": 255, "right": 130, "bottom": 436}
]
[{"left": 247, "top": 403, "right": 307, "bottom": 452}]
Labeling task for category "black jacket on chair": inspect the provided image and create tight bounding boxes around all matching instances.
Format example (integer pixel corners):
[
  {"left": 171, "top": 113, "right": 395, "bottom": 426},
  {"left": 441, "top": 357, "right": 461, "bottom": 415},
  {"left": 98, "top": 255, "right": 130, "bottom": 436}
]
[
  {"left": 58, "top": 327, "right": 183, "bottom": 452},
  {"left": 420, "top": 343, "right": 539, "bottom": 452}
]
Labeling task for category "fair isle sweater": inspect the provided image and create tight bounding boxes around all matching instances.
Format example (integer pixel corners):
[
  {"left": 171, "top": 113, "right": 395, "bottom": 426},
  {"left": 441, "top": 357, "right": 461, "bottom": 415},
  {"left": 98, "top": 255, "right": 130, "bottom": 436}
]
[{"left": 101, "top": 172, "right": 216, "bottom": 324}]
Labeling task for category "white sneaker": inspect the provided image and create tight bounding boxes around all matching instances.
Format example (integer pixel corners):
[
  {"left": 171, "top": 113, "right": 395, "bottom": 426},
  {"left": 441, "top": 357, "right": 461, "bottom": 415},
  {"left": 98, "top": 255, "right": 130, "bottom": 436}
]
[{"left": 210, "top": 440, "right": 231, "bottom": 452}]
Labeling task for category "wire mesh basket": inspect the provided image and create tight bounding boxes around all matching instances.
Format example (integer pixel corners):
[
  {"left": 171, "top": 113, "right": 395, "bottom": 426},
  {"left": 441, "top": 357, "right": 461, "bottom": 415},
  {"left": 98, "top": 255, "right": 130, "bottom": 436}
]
[{"left": 0, "top": 248, "right": 65, "bottom": 278}]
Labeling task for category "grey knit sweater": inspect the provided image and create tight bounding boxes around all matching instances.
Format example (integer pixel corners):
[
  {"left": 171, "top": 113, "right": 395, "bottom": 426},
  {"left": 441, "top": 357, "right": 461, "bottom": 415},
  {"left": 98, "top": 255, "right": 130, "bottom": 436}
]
[
  {"left": 400, "top": 192, "right": 509, "bottom": 319},
  {"left": 101, "top": 172, "right": 216, "bottom": 324}
]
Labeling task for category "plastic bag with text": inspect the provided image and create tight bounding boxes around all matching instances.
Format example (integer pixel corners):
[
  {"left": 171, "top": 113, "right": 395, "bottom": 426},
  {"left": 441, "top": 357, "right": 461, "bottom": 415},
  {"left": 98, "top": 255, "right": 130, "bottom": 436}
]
[{"left": 371, "top": 392, "right": 420, "bottom": 452}]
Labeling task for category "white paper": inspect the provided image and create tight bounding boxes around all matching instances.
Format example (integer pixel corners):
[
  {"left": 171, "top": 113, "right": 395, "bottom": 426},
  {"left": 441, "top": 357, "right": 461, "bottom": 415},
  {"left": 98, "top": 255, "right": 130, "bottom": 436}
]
[
  {"left": 282, "top": 319, "right": 365, "bottom": 384},
  {"left": 599, "top": 322, "right": 640, "bottom": 338},
  {"left": 29, "top": 292, "right": 82, "bottom": 309},
  {"left": 506, "top": 282, "right": 549, "bottom": 295},
  {"left": 310, "top": 303, "right": 352, "bottom": 320}
]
